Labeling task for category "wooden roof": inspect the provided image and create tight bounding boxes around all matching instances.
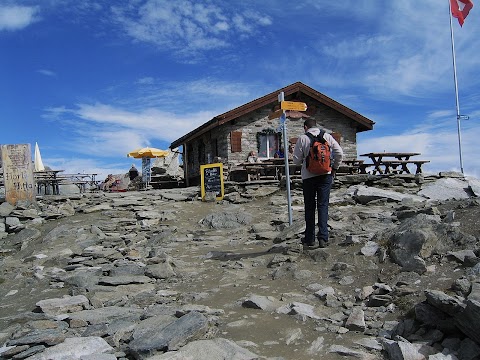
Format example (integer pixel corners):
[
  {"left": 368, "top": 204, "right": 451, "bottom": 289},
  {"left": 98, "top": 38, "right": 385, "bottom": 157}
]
[{"left": 170, "top": 81, "right": 375, "bottom": 149}]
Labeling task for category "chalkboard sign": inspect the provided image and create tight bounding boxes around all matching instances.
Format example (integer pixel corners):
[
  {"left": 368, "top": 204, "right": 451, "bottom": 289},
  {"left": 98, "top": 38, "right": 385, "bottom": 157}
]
[{"left": 200, "top": 163, "right": 224, "bottom": 201}]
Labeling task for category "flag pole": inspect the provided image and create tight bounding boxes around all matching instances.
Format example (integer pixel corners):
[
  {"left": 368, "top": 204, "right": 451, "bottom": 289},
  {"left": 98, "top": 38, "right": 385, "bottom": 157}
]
[{"left": 449, "top": 0, "right": 465, "bottom": 174}]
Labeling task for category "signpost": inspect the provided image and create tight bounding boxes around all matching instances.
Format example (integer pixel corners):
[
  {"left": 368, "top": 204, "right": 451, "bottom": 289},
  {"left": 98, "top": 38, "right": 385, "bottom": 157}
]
[
  {"left": 267, "top": 95, "right": 308, "bottom": 225},
  {"left": 281, "top": 110, "right": 293, "bottom": 226},
  {"left": 281, "top": 101, "right": 307, "bottom": 111}
]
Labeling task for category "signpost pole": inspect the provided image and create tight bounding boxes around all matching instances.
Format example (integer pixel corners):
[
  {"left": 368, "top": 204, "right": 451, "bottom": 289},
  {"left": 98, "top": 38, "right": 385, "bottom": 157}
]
[
  {"left": 278, "top": 92, "right": 293, "bottom": 226},
  {"left": 281, "top": 111, "right": 293, "bottom": 226}
]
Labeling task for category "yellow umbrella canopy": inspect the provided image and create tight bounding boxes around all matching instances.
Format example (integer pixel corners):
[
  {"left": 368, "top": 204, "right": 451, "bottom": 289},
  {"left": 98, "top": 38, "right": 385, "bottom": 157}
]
[{"left": 127, "top": 147, "right": 169, "bottom": 159}]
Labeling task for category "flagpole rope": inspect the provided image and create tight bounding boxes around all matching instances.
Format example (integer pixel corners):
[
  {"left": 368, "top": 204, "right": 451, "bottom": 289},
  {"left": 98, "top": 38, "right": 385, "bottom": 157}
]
[{"left": 449, "top": 0, "right": 464, "bottom": 174}]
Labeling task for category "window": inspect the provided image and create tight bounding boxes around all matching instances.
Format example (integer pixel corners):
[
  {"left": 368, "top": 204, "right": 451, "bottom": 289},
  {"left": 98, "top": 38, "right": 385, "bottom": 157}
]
[
  {"left": 257, "top": 129, "right": 280, "bottom": 159},
  {"left": 231, "top": 131, "right": 242, "bottom": 152}
]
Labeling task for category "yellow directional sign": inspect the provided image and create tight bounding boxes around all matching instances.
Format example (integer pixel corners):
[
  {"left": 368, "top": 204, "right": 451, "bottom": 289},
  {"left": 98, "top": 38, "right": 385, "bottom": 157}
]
[{"left": 281, "top": 101, "right": 307, "bottom": 111}]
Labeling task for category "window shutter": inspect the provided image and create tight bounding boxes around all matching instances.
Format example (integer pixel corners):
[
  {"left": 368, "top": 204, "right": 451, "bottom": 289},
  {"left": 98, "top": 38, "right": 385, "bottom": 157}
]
[
  {"left": 231, "top": 131, "right": 242, "bottom": 152},
  {"left": 331, "top": 132, "right": 341, "bottom": 144}
]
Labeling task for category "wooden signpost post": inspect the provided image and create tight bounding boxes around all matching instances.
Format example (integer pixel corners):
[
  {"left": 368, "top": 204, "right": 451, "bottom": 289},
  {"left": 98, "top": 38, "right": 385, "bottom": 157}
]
[{"left": 275, "top": 95, "right": 308, "bottom": 226}]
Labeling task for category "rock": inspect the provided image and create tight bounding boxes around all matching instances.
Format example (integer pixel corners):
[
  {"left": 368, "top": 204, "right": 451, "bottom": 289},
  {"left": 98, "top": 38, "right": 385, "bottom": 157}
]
[
  {"left": 7, "top": 329, "right": 66, "bottom": 346},
  {"left": 98, "top": 275, "right": 153, "bottom": 286},
  {"left": 4, "top": 227, "right": 41, "bottom": 246},
  {"left": 24, "top": 336, "right": 113, "bottom": 360},
  {"left": 200, "top": 211, "right": 252, "bottom": 229},
  {"left": 36, "top": 295, "right": 89, "bottom": 316},
  {"left": 328, "top": 344, "right": 376, "bottom": 360},
  {"left": 0, "top": 201, "right": 14, "bottom": 217},
  {"left": 354, "top": 337, "right": 383, "bottom": 351},
  {"left": 242, "top": 295, "right": 279, "bottom": 311},
  {"left": 454, "top": 299, "right": 480, "bottom": 345},
  {"left": 468, "top": 178, "right": 480, "bottom": 197},
  {"left": 1, "top": 174, "right": 480, "bottom": 360},
  {"left": 67, "top": 306, "right": 143, "bottom": 326},
  {"left": 457, "top": 337, "right": 480, "bottom": 360},
  {"left": 145, "top": 263, "right": 176, "bottom": 279},
  {"left": 418, "top": 178, "right": 472, "bottom": 201},
  {"left": 81, "top": 204, "right": 113, "bottom": 213},
  {"left": 424, "top": 289, "right": 465, "bottom": 316},
  {"left": 145, "top": 338, "right": 259, "bottom": 359},
  {"left": 129, "top": 311, "right": 209, "bottom": 357},
  {"left": 276, "top": 302, "right": 320, "bottom": 320},
  {"left": 273, "top": 219, "right": 304, "bottom": 243},
  {"left": 447, "top": 249, "right": 477, "bottom": 263},
  {"left": 468, "top": 282, "right": 480, "bottom": 302},
  {"left": 354, "top": 185, "right": 425, "bottom": 204},
  {"left": 360, "top": 241, "right": 379, "bottom": 256},
  {"left": 314, "top": 286, "right": 335, "bottom": 300},
  {"left": 382, "top": 214, "right": 443, "bottom": 273},
  {"left": 345, "top": 307, "right": 366, "bottom": 332},
  {"left": 381, "top": 339, "right": 436, "bottom": 360}
]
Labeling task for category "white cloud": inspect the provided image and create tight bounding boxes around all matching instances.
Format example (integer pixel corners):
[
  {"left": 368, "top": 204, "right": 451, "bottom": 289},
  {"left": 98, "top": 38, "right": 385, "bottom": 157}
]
[
  {"left": 0, "top": 5, "right": 39, "bottom": 31},
  {"left": 136, "top": 77, "right": 154, "bottom": 85},
  {"left": 37, "top": 69, "right": 56, "bottom": 77},
  {"left": 44, "top": 101, "right": 217, "bottom": 158},
  {"left": 110, "top": 1, "right": 272, "bottom": 56}
]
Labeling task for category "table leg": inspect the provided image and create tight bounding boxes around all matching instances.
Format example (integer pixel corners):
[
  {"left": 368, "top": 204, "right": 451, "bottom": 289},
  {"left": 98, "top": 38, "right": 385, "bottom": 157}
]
[{"left": 371, "top": 157, "right": 383, "bottom": 175}]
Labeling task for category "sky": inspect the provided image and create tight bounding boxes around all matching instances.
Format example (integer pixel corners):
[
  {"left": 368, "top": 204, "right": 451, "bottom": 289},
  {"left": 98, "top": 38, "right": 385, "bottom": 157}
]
[{"left": 1, "top": 0, "right": 479, "bottom": 180}]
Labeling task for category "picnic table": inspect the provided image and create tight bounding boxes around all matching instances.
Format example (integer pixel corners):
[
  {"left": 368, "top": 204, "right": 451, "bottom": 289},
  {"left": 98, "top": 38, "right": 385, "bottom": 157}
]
[
  {"left": 34, "top": 169, "right": 64, "bottom": 195},
  {"left": 57, "top": 173, "right": 98, "bottom": 192},
  {"left": 240, "top": 159, "right": 301, "bottom": 181},
  {"left": 359, "top": 152, "right": 429, "bottom": 175}
]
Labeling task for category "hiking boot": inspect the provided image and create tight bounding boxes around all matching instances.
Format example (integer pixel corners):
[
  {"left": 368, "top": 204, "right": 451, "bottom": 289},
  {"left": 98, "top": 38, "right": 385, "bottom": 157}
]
[
  {"left": 318, "top": 239, "right": 328, "bottom": 248},
  {"left": 301, "top": 237, "right": 315, "bottom": 246},
  {"left": 302, "top": 240, "right": 316, "bottom": 249}
]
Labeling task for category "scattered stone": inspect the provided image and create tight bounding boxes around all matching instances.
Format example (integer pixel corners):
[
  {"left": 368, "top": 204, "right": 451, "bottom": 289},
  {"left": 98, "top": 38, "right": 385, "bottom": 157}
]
[{"left": 0, "top": 173, "right": 479, "bottom": 360}]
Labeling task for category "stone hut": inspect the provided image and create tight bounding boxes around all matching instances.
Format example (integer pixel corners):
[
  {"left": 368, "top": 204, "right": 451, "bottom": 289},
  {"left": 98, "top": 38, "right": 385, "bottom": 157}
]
[{"left": 170, "top": 81, "right": 375, "bottom": 186}]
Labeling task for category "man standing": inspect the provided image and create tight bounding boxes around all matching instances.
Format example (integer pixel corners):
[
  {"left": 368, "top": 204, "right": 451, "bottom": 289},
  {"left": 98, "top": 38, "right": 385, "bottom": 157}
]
[
  {"left": 129, "top": 164, "right": 139, "bottom": 181},
  {"left": 293, "top": 119, "right": 343, "bottom": 248}
]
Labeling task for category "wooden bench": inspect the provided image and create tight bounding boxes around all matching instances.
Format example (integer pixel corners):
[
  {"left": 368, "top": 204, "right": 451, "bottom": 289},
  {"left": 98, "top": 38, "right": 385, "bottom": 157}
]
[
  {"left": 337, "top": 164, "right": 360, "bottom": 175},
  {"left": 337, "top": 159, "right": 365, "bottom": 174},
  {"left": 359, "top": 163, "right": 375, "bottom": 174},
  {"left": 380, "top": 160, "right": 430, "bottom": 174}
]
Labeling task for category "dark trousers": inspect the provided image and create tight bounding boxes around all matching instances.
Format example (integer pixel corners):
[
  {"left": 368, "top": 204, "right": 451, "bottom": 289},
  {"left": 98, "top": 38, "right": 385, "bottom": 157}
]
[{"left": 302, "top": 174, "right": 332, "bottom": 244}]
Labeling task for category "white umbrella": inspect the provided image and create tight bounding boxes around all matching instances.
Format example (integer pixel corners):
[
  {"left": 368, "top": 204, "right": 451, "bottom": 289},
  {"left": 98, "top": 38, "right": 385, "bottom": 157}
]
[{"left": 34, "top": 142, "right": 45, "bottom": 171}]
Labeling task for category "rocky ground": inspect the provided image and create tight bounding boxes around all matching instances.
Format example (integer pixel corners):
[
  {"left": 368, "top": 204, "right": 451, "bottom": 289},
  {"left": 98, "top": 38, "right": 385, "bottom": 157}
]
[{"left": 0, "top": 172, "right": 479, "bottom": 360}]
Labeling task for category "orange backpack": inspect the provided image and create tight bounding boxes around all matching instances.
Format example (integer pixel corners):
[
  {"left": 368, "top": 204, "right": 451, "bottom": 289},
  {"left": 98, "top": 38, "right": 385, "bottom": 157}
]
[{"left": 305, "top": 131, "right": 332, "bottom": 175}]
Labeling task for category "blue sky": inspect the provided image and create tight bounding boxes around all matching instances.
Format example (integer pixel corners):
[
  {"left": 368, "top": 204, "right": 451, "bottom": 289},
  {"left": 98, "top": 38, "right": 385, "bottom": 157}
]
[{"left": 1, "top": 0, "right": 479, "bottom": 179}]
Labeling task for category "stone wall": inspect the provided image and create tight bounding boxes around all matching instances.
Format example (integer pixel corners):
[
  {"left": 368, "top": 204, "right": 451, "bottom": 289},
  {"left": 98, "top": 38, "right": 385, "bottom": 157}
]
[{"left": 185, "top": 95, "right": 364, "bottom": 183}]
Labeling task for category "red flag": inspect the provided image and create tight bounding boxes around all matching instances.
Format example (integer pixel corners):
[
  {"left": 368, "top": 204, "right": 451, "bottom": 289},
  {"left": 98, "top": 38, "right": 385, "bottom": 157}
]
[{"left": 450, "top": 0, "right": 474, "bottom": 27}]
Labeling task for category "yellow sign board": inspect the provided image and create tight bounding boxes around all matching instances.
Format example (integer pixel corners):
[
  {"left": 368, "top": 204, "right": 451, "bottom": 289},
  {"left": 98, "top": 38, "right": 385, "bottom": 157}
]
[
  {"left": 200, "top": 163, "right": 224, "bottom": 201},
  {"left": 280, "top": 101, "right": 307, "bottom": 111}
]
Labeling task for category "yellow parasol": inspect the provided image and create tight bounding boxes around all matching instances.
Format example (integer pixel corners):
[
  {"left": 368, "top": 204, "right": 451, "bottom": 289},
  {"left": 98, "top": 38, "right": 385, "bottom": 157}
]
[{"left": 127, "top": 147, "right": 169, "bottom": 159}]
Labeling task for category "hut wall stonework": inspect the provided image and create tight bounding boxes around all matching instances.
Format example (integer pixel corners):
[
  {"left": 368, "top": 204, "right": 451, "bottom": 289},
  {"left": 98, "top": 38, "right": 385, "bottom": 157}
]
[{"left": 187, "top": 98, "right": 360, "bottom": 181}]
